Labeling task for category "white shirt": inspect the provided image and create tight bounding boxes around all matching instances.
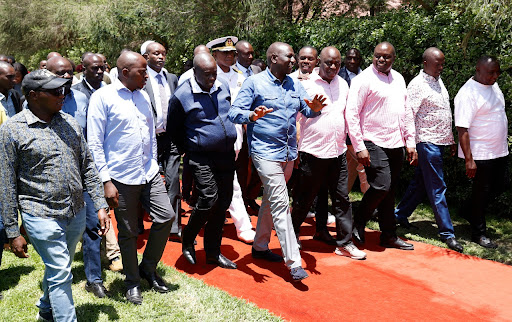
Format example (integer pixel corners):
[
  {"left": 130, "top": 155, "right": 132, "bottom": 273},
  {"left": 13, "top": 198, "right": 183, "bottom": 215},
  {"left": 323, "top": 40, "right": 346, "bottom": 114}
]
[
  {"left": 87, "top": 81, "right": 159, "bottom": 185},
  {"left": 147, "top": 67, "right": 171, "bottom": 133},
  {"left": 454, "top": 78, "right": 508, "bottom": 160},
  {"left": 178, "top": 69, "right": 194, "bottom": 87}
]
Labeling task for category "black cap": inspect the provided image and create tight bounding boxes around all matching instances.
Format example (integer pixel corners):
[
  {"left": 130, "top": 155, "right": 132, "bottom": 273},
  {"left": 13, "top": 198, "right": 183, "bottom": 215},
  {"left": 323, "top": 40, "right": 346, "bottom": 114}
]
[{"left": 22, "top": 69, "right": 71, "bottom": 93}]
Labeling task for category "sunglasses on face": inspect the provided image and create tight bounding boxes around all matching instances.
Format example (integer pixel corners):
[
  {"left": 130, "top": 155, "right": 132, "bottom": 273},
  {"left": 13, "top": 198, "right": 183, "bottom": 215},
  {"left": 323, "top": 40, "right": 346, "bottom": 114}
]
[{"left": 40, "top": 86, "right": 66, "bottom": 96}]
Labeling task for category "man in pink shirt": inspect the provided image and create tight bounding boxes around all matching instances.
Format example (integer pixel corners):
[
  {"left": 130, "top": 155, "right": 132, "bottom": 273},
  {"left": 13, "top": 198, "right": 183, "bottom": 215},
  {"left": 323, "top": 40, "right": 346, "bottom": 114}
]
[
  {"left": 291, "top": 47, "right": 366, "bottom": 259},
  {"left": 346, "top": 42, "right": 417, "bottom": 250}
]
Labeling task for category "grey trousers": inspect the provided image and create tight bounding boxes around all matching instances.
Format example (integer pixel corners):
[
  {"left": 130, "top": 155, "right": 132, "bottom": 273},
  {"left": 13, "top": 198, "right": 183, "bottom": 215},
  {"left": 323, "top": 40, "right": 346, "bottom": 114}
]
[
  {"left": 112, "top": 174, "right": 174, "bottom": 288},
  {"left": 251, "top": 154, "right": 302, "bottom": 269}
]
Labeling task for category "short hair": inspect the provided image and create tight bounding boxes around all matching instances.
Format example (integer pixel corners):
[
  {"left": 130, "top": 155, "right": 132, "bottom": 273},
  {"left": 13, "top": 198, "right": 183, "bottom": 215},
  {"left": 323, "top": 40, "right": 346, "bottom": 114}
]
[
  {"left": 477, "top": 55, "right": 499, "bottom": 67},
  {"left": 13, "top": 62, "right": 28, "bottom": 78},
  {"left": 346, "top": 48, "right": 361, "bottom": 57},
  {"left": 298, "top": 46, "right": 318, "bottom": 57}
]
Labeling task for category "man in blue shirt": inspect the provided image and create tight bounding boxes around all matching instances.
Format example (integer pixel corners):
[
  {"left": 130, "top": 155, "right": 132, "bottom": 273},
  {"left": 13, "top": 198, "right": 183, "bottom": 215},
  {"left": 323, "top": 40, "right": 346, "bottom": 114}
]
[
  {"left": 229, "top": 42, "right": 326, "bottom": 282},
  {"left": 87, "top": 51, "right": 175, "bottom": 305}
]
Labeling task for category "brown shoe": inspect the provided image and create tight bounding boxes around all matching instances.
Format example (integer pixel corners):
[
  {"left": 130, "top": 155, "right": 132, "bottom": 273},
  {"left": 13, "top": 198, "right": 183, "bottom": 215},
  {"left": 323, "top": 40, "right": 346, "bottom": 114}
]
[{"left": 109, "top": 257, "right": 123, "bottom": 272}]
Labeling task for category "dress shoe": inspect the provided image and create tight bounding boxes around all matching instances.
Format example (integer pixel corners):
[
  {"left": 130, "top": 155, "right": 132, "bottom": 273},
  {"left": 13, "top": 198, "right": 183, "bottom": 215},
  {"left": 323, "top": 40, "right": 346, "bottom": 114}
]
[
  {"left": 182, "top": 245, "right": 197, "bottom": 264},
  {"left": 125, "top": 286, "right": 143, "bottom": 305},
  {"left": 313, "top": 229, "right": 337, "bottom": 245},
  {"left": 251, "top": 248, "right": 284, "bottom": 262},
  {"left": 206, "top": 254, "right": 237, "bottom": 269},
  {"left": 352, "top": 225, "right": 366, "bottom": 244},
  {"left": 85, "top": 281, "right": 110, "bottom": 298},
  {"left": 36, "top": 310, "right": 54, "bottom": 321},
  {"left": 109, "top": 256, "right": 123, "bottom": 272},
  {"left": 396, "top": 217, "right": 419, "bottom": 230},
  {"left": 472, "top": 235, "right": 498, "bottom": 249},
  {"left": 237, "top": 229, "right": 255, "bottom": 244},
  {"left": 168, "top": 232, "right": 182, "bottom": 243},
  {"left": 444, "top": 237, "right": 463, "bottom": 253},
  {"left": 139, "top": 267, "right": 170, "bottom": 293},
  {"left": 380, "top": 237, "right": 414, "bottom": 250}
]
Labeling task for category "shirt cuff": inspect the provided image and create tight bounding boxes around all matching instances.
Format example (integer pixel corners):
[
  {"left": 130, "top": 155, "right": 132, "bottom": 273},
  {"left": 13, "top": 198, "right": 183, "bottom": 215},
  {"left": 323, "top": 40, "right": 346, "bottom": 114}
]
[{"left": 99, "top": 171, "right": 111, "bottom": 183}]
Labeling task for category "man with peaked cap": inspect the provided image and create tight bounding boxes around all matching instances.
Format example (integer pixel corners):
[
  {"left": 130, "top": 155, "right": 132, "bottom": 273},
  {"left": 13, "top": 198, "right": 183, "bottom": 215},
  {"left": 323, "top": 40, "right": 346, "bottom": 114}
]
[
  {"left": 0, "top": 69, "right": 110, "bottom": 321},
  {"left": 208, "top": 36, "right": 256, "bottom": 244}
]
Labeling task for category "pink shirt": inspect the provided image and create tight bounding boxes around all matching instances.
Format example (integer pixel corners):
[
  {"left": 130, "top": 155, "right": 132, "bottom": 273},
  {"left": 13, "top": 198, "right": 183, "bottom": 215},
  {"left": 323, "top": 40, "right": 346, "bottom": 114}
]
[
  {"left": 346, "top": 65, "right": 415, "bottom": 152},
  {"left": 297, "top": 69, "right": 349, "bottom": 159}
]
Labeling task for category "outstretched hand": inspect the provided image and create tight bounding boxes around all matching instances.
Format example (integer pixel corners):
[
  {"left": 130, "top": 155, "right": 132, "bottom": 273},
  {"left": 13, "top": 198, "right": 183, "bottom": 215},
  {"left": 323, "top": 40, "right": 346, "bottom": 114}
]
[
  {"left": 250, "top": 106, "right": 274, "bottom": 121},
  {"left": 304, "top": 94, "right": 327, "bottom": 112}
]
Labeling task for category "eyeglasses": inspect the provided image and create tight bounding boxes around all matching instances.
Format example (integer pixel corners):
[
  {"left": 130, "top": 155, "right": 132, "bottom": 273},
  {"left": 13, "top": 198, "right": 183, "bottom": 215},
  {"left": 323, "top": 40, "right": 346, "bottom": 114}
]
[{"left": 40, "top": 86, "right": 66, "bottom": 96}]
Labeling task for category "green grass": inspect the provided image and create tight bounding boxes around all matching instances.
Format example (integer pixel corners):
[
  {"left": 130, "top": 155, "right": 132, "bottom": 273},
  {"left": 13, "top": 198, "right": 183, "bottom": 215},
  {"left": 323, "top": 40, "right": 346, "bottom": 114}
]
[
  {"left": 0, "top": 245, "right": 281, "bottom": 321},
  {"left": 349, "top": 192, "right": 512, "bottom": 265}
]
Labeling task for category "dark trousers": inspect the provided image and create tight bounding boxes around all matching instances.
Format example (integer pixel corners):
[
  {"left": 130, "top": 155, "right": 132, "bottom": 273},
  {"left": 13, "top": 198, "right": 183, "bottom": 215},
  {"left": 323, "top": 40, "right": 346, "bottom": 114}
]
[
  {"left": 82, "top": 191, "right": 103, "bottom": 284},
  {"left": 112, "top": 174, "right": 174, "bottom": 288},
  {"left": 182, "top": 151, "right": 235, "bottom": 257},
  {"left": 291, "top": 151, "right": 353, "bottom": 245},
  {"left": 355, "top": 142, "right": 405, "bottom": 241},
  {"left": 464, "top": 156, "right": 508, "bottom": 238},
  {"left": 157, "top": 134, "right": 181, "bottom": 234},
  {"left": 313, "top": 186, "right": 329, "bottom": 232}
]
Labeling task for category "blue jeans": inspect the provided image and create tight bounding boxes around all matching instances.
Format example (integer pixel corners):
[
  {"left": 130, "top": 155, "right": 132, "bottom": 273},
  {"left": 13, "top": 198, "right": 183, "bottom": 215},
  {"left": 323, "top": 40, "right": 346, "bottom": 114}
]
[
  {"left": 395, "top": 143, "right": 455, "bottom": 239},
  {"left": 82, "top": 191, "right": 103, "bottom": 284},
  {"left": 22, "top": 208, "right": 86, "bottom": 322}
]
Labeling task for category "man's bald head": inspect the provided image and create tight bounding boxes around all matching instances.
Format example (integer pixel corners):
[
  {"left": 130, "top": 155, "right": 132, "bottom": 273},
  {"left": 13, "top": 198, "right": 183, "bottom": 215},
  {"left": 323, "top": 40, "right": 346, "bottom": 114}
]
[
  {"left": 46, "top": 56, "right": 73, "bottom": 79},
  {"left": 318, "top": 47, "right": 341, "bottom": 83},
  {"left": 117, "top": 51, "right": 148, "bottom": 91},
  {"left": 83, "top": 54, "right": 105, "bottom": 88},
  {"left": 266, "top": 42, "right": 295, "bottom": 81},
  {"left": 193, "top": 53, "right": 217, "bottom": 91},
  {"left": 475, "top": 56, "right": 500, "bottom": 85},
  {"left": 236, "top": 40, "right": 255, "bottom": 68},
  {"left": 422, "top": 47, "right": 445, "bottom": 78},
  {"left": 373, "top": 42, "right": 396, "bottom": 74},
  {"left": 194, "top": 45, "right": 210, "bottom": 56},
  {"left": 47, "top": 52, "right": 62, "bottom": 60},
  {"left": 144, "top": 42, "right": 167, "bottom": 72}
]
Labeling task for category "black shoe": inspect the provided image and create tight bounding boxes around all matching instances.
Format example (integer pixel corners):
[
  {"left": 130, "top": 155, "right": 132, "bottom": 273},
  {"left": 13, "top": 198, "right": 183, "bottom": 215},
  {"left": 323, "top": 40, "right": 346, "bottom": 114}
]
[
  {"left": 472, "top": 235, "right": 498, "bottom": 249},
  {"left": 169, "top": 232, "right": 182, "bottom": 243},
  {"left": 352, "top": 225, "right": 366, "bottom": 244},
  {"left": 139, "top": 267, "right": 170, "bottom": 293},
  {"left": 251, "top": 248, "right": 284, "bottom": 262},
  {"left": 380, "top": 237, "right": 414, "bottom": 250},
  {"left": 126, "top": 286, "right": 143, "bottom": 305},
  {"left": 37, "top": 310, "right": 54, "bottom": 321},
  {"left": 313, "top": 230, "right": 337, "bottom": 245},
  {"left": 396, "top": 217, "right": 419, "bottom": 230},
  {"left": 246, "top": 199, "right": 260, "bottom": 212},
  {"left": 206, "top": 254, "right": 237, "bottom": 269},
  {"left": 182, "top": 245, "right": 197, "bottom": 264},
  {"left": 444, "top": 237, "right": 464, "bottom": 253},
  {"left": 85, "top": 281, "right": 110, "bottom": 298}
]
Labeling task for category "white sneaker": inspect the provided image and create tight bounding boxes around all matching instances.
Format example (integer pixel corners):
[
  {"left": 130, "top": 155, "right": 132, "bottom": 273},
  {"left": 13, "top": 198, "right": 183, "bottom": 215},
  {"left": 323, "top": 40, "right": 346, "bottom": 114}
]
[
  {"left": 327, "top": 213, "right": 335, "bottom": 225},
  {"left": 335, "top": 243, "right": 367, "bottom": 260},
  {"left": 306, "top": 212, "right": 315, "bottom": 218},
  {"left": 238, "top": 229, "right": 256, "bottom": 244}
]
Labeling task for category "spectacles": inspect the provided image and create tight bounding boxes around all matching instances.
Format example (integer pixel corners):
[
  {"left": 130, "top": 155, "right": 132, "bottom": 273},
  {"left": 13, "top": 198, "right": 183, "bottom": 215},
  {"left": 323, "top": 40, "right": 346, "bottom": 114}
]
[{"left": 40, "top": 86, "right": 66, "bottom": 96}]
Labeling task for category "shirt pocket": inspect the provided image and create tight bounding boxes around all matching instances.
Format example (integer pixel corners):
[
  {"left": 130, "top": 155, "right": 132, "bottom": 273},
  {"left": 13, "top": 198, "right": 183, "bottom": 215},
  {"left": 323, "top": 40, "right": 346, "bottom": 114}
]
[{"left": 261, "top": 95, "right": 279, "bottom": 110}]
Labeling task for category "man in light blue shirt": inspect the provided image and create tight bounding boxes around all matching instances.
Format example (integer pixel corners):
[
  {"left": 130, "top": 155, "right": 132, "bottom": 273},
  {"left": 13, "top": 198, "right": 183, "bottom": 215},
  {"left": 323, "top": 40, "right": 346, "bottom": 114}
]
[
  {"left": 87, "top": 51, "right": 175, "bottom": 305},
  {"left": 0, "top": 61, "right": 22, "bottom": 120},
  {"left": 229, "top": 42, "right": 326, "bottom": 282}
]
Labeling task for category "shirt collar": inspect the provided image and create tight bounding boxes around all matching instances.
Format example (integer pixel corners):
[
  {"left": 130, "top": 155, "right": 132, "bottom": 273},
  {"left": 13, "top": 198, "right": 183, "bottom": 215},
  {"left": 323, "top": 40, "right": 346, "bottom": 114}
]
[
  {"left": 235, "top": 62, "right": 249, "bottom": 74},
  {"left": 23, "top": 107, "right": 62, "bottom": 125},
  {"left": 309, "top": 68, "right": 338, "bottom": 85},
  {"left": 217, "top": 65, "right": 235, "bottom": 77},
  {"left": 147, "top": 66, "right": 165, "bottom": 80},
  {"left": 114, "top": 78, "right": 138, "bottom": 93},
  {"left": 0, "top": 91, "right": 11, "bottom": 102},
  {"left": 84, "top": 78, "right": 105, "bottom": 92},
  {"left": 420, "top": 69, "right": 439, "bottom": 82},
  {"left": 346, "top": 68, "right": 361, "bottom": 78},
  {"left": 265, "top": 68, "right": 289, "bottom": 85},
  {"left": 190, "top": 74, "right": 222, "bottom": 94}
]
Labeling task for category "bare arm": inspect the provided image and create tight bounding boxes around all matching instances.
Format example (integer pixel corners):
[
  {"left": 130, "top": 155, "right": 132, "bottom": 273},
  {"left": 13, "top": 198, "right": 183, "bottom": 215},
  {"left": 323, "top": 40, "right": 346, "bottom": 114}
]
[{"left": 457, "top": 127, "right": 476, "bottom": 178}]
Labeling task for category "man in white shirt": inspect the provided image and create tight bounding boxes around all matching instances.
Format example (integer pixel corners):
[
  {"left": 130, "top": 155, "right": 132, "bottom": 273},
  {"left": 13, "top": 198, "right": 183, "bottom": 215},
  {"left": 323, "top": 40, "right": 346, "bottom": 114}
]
[
  {"left": 87, "top": 51, "right": 175, "bottom": 305},
  {"left": 455, "top": 56, "right": 508, "bottom": 249}
]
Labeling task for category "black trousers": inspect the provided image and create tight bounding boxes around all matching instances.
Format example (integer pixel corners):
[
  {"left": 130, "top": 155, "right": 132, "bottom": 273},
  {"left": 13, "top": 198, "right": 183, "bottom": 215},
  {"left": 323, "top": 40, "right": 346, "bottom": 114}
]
[
  {"left": 355, "top": 142, "right": 405, "bottom": 241},
  {"left": 464, "top": 156, "right": 508, "bottom": 238},
  {"left": 182, "top": 151, "right": 235, "bottom": 257},
  {"left": 157, "top": 134, "right": 181, "bottom": 234},
  {"left": 291, "top": 151, "right": 353, "bottom": 245}
]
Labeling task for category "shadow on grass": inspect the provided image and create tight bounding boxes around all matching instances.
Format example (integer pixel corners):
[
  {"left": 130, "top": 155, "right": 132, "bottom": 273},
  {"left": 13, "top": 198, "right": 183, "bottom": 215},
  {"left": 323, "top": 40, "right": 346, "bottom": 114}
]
[
  {"left": 76, "top": 302, "right": 120, "bottom": 320},
  {"left": 0, "top": 264, "right": 34, "bottom": 293}
]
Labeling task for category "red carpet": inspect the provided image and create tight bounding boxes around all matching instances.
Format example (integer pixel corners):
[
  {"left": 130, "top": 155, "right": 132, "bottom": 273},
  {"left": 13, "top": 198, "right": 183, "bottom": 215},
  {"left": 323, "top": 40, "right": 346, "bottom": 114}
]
[{"left": 130, "top": 206, "right": 512, "bottom": 321}]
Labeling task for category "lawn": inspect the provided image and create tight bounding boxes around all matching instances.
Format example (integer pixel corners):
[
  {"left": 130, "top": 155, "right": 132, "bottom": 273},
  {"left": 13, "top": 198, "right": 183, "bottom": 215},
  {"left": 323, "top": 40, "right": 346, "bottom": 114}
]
[{"left": 0, "top": 245, "right": 281, "bottom": 321}]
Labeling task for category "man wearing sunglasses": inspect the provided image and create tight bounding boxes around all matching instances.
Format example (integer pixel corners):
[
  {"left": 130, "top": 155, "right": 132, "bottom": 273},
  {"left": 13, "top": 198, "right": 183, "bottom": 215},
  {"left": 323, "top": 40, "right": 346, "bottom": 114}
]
[{"left": 0, "top": 69, "right": 110, "bottom": 322}]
